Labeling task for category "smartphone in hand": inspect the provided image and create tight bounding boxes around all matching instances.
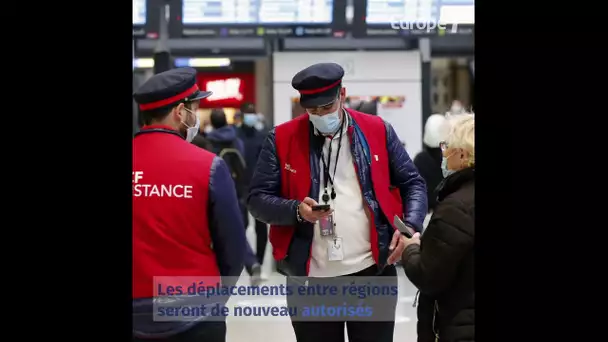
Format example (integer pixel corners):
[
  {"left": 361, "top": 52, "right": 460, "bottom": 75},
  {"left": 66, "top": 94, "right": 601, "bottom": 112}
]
[
  {"left": 393, "top": 215, "right": 414, "bottom": 238},
  {"left": 311, "top": 204, "right": 331, "bottom": 212}
]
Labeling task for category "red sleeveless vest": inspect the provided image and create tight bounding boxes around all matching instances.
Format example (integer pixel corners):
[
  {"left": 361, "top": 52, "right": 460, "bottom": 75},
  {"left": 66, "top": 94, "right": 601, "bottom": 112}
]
[
  {"left": 271, "top": 110, "right": 404, "bottom": 274},
  {"left": 133, "top": 126, "right": 221, "bottom": 298}
]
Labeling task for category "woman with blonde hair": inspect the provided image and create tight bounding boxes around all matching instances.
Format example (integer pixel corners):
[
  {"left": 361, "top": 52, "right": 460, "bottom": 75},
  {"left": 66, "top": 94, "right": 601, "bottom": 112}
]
[{"left": 401, "top": 114, "right": 475, "bottom": 342}]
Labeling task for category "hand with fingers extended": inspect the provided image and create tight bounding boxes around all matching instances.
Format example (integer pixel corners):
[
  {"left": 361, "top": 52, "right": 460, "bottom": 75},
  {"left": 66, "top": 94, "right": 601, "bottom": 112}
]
[{"left": 298, "top": 197, "right": 333, "bottom": 223}]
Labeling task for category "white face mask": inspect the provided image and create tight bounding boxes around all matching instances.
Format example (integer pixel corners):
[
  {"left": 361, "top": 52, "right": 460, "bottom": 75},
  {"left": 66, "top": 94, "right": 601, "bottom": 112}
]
[
  {"left": 182, "top": 108, "right": 200, "bottom": 142},
  {"left": 450, "top": 104, "right": 464, "bottom": 114}
]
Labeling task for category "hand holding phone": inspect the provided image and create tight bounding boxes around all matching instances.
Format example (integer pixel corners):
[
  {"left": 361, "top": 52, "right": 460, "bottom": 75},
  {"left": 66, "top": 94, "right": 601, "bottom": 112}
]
[{"left": 299, "top": 197, "right": 333, "bottom": 223}]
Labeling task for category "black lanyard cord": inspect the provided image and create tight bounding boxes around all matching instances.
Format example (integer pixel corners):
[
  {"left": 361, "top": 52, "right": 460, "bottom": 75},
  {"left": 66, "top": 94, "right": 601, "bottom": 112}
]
[{"left": 320, "top": 115, "right": 346, "bottom": 202}]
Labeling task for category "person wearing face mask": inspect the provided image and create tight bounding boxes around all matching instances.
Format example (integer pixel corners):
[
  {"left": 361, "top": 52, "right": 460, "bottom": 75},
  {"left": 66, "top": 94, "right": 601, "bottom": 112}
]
[
  {"left": 203, "top": 118, "right": 214, "bottom": 135},
  {"left": 401, "top": 114, "right": 475, "bottom": 342},
  {"left": 413, "top": 114, "right": 448, "bottom": 214},
  {"left": 254, "top": 112, "right": 267, "bottom": 132},
  {"left": 206, "top": 108, "right": 246, "bottom": 158},
  {"left": 247, "top": 62, "right": 428, "bottom": 342},
  {"left": 237, "top": 103, "right": 253, "bottom": 128},
  {"left": 446, "top": 100, "right": 467, "bottom": 116},
  {"left": 235, "top": 104, "right": 269, "bottom": 278},
  {"left": 191, "top": 111, "right": 214, "bottom": 151},
  {"left": 132, "top": 68, "right": 247, "bottom": 342},
  {"left": 206, "top": 108, "right": 263, "bottom": 285}
]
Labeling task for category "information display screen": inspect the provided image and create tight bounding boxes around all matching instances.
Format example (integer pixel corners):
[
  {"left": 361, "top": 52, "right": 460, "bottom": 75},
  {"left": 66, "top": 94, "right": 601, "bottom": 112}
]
[
  {"left": 133, "top": 0, "right": 147, "bottom": 25},
  {"left": 182, "top": 0, "right": 333, "bottom": 25},
  {"left": 357, "top": 0, "right": 474, "bottom": 37},
  {"left": 437, "top": 0, "right": 474, "bottom": 25},
  {"left": 178, "top": 0, "right": 344, "bottom": 37},
  {"left": 366, "top": 0, "right": 473, "bottom": 25}
]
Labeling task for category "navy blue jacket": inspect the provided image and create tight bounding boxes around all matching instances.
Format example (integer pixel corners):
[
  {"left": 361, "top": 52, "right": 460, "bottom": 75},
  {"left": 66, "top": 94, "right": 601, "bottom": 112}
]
[
  {"left": 247, "top": 115, "right": 427, "bottom": 276},
  {"left": 207, "top": 125, "right": 245, "bottom": 156},
  {"left": 133, "top": 157, "right": 246, "bottom": 338},
  {"left": 236, "top": 125, "right": 266, "bottom": 186}
]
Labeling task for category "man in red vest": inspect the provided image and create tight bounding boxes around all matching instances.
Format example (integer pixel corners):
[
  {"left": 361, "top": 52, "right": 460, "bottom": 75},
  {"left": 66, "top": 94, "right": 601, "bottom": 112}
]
[
  {"left": 132, "top": 67, "right": 247, "bottom": 342},
  {"left": 247, "top": 63, "right": 427, "bottom": 342}
]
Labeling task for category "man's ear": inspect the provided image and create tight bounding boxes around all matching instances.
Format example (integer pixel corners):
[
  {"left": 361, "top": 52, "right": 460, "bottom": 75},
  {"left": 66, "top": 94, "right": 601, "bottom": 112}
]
[{"left": 173, "top": 103, "right": 185, "bottom": 121}]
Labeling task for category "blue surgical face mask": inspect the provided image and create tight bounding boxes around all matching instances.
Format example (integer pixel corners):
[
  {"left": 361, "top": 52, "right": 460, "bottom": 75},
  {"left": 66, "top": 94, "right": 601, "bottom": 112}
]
[
  {"left": 243, "top": 113, "right": 258, "bottom": 127},
  {"left": 308, "top": 108, "right": 341, "bottom": 134},
  {"left": 441, "top": 153, "right": 457, "bottom": 178}
]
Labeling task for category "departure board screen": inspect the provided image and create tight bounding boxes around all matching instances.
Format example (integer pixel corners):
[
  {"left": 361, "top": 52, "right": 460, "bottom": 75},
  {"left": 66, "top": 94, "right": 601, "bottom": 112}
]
[
  {"left": 354, "top": 0, "right": 473, "bottom": 37},
  {"left": 133, "top": 0, "right": 147, "bottom": 25},
  {"left": 365, "top": 0, "right": 474, "bottom": 25},
  {"left": 438, "top": 0, "right": 474, "bottom": 24},
  {"left": 182, "top": 0, "right": 334, "bottom": 25}
]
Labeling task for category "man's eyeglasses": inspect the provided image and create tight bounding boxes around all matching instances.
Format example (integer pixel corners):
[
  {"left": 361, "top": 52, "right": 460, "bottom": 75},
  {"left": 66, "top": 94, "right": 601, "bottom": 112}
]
[{"left": 305, "top": 96, "right": 340, "bottom": 113}]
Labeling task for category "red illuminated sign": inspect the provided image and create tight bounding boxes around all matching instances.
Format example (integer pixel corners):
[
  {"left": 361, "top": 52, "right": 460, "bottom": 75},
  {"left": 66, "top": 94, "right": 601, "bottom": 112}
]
[
  {"left": 196, "top": 73, "right": 254, "bottom": 109},
  {"left": 205, "top": 78, "right": 244, "bottom": 102}
]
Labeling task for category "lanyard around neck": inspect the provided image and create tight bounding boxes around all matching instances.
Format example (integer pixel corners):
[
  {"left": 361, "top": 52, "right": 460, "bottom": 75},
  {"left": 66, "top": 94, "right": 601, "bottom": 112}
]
[{"left": 320, "top": 116, "right": 346, "bottom": 203}]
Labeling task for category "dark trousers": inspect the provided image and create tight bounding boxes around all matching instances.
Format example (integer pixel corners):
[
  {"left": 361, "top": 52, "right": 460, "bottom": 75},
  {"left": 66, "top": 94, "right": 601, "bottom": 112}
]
[
  {"left": 287, "top": 265, "right": 398, "bottom": 342},
  {"left": 240, "top": 200, "right": 268, "bottom": 265},
  {"left": 239, "top": 200, "right": 259, "bottom": 270},
  {"left": 133, "top": 321, "right": 226, "bottom": 342},
  {"left": 252, "top": 218, "right": 268, "bottom": 264}
]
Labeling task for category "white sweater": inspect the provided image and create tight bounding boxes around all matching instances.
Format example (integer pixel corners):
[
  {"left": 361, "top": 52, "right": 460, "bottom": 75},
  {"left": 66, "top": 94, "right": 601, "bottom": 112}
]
[{"left": 308, "top": 115, "right": 375, "bottom": 277}]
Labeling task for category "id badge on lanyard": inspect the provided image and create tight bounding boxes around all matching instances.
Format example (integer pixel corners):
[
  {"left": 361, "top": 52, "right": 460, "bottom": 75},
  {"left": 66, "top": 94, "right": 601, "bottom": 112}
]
[
  {"left": 328, "top": 236, "right": 343, "bottom": 261},
  {"left": 319, "top": 215, "right": 334, "bottom": 236}
]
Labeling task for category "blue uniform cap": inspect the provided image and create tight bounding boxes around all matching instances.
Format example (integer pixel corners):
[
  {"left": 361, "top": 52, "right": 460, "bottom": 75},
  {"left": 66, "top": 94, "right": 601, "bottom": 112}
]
[
  {"left": 134, "top": 67, "right": 212, "bottom": 111},
  {"left": 291, "top": 63, "right": 345, "bottom": 108}
]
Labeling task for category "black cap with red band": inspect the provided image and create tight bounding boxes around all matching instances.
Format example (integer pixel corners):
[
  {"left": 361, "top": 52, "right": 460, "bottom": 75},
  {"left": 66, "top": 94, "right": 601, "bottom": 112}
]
[
  {"left": 133, "top": 67, "right": 212, "bottom": 111},
  {"left": 291, "top": 62, "right": 345, "bottom": 108}
]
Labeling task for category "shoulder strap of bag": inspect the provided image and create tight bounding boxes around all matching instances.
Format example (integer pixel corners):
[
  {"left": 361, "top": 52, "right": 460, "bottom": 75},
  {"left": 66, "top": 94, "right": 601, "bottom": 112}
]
[{"left": 219, "top": 148, "right": 247, "bottom": 168}]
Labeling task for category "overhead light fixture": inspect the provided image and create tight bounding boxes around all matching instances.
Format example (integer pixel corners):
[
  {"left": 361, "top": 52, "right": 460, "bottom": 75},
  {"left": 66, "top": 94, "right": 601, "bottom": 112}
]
[
  {"left": 133, "top": 58, "right": 154, "bottom": 69},
  {"left": 133, "top": 57, "right": 231, "bottom": 69},
  {"left": 174, "top": 58, "right": 231, "bottom": 68}
]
